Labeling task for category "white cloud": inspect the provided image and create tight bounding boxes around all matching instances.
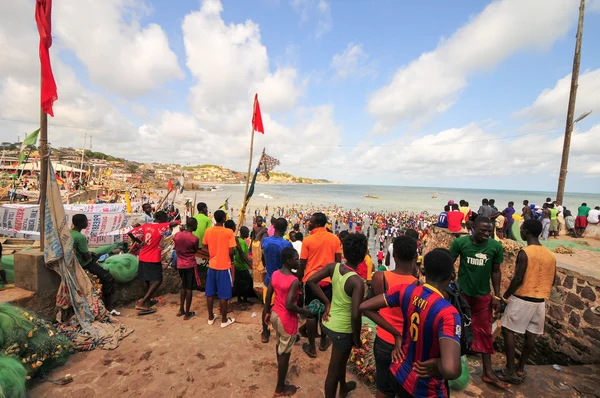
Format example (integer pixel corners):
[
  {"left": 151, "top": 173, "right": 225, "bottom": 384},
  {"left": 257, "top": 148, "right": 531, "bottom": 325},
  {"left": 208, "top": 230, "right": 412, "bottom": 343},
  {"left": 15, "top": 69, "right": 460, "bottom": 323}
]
[
  {"left": 182, "top": 0, "right": 304, "bottom": 135},
  {"left": 352, "top": 121, "right": 600, "bottom": 181},
  {"left": 0, "top": 1, "right": 138, "bottom": 152},
  {"left": 53, "top": 0, "right": 183, "bottom": 97},
  {"left": 515, "top": 68, "right": 600, "bottom": 123},
  {"left": 291, "top": 0, "right": 332, "bottom": 38},
  {"left": 367, "top": 0, "right": 579, "bottom": 133},
  {"left": 331, "top": 43, "right": 374, "bottom": 79}
]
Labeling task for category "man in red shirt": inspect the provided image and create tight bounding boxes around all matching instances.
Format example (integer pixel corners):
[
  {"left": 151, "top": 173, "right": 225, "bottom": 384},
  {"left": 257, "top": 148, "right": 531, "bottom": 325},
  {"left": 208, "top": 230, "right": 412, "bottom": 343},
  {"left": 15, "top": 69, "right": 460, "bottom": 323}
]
[
  {"left": 128, "top": 211, "right": 173, "bottom": 312},
  {"left": 174, "top": 217, "right": 200, "bottom": 320},
  {"left": 447, "top": 203, "right": 464, "bottom": 233}
]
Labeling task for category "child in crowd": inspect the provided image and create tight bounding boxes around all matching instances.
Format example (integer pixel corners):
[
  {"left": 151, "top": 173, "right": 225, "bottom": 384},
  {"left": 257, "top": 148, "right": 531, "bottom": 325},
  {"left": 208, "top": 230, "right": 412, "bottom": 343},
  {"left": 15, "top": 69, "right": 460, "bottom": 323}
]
[
  {"left": 377, "top": 250, "right": 384, "bottom": 267},
  {"left": 265, "top": 247, "right": 314, "bottom": 397}
]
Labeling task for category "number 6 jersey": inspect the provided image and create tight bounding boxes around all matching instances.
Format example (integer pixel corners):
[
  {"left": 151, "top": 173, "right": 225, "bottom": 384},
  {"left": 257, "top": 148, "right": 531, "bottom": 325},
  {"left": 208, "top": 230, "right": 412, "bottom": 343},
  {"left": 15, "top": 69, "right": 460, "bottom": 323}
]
[{"left": 383, "top": 283, "right": 461, "bottom": 398}]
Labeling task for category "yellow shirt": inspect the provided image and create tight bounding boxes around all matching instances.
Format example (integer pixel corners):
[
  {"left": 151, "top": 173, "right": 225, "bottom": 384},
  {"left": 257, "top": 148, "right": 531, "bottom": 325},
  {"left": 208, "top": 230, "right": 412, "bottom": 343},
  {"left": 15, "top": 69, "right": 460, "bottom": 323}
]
[
  {"left": 365, "top": 254, "right": 374, "bottom": 281},
  {"left": 515, "top": 245, "right": 556, "bottom": 299}
]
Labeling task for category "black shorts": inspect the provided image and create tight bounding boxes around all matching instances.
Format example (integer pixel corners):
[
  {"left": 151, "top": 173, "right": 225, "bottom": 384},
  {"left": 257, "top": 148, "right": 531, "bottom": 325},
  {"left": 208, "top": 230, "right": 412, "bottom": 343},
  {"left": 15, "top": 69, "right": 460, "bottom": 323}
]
[
  {"left": 178, "top": 267, "right": 200, "bottom": 290},
  {"left": 322, "top": 324, "right": 354, "bottom": 351},
  {"left": 304, "top": 282, "right": 332, "bottom": 307},
  {"left": 138, "top": 261, "right": 163, "bottom": 282},
  {"left": 374, "top": 336, "right": 395, "bottom": 396}
]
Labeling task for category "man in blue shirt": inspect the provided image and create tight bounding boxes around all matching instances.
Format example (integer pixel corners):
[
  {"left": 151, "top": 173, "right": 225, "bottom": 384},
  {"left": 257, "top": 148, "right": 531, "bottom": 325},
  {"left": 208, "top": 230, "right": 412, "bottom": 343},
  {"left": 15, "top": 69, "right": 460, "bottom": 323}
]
[
  {"left": 437, "top": 205, "right": 450, "bottom": 228},
  {"left": 261, "top": 218, "right": 293, "bottom": 343}
]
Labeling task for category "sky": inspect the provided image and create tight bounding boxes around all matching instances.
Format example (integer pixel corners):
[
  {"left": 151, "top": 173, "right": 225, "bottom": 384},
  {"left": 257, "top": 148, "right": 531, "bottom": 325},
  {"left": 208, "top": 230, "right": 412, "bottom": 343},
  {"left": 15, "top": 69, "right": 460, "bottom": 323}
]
[{"left": 0, "top": 0, "right": 599, "bottom": 193}]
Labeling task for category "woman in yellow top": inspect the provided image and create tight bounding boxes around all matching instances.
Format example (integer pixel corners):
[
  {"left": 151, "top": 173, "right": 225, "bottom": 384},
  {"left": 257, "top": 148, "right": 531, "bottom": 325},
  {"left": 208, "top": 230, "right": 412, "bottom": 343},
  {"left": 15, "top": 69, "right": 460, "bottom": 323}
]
[{"left": 307, "top": 233, "right": 366, "bottom": 398}]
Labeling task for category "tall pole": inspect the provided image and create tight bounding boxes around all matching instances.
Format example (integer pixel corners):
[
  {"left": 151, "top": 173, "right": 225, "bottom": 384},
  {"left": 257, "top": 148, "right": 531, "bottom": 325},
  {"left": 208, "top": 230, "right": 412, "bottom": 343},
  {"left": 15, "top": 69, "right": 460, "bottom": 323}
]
[
  {"left": 241, "top": 99, "right": 257, "bottom": 228},
  {"left": 557, "top": 0, "right": 585, "bottom": 204},
  {"left": 79, "top": 132, "right": 86, "bottom": 177},
  {"left": 39, "top": 108, "right": 48, "bottom": 251}
]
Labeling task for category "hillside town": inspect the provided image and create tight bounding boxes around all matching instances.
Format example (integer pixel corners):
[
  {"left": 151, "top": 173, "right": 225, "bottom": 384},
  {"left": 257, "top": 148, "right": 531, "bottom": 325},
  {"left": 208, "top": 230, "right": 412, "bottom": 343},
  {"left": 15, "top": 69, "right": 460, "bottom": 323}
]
[{"left": 0, "top": 141, "right": 336, "bottom": 197}]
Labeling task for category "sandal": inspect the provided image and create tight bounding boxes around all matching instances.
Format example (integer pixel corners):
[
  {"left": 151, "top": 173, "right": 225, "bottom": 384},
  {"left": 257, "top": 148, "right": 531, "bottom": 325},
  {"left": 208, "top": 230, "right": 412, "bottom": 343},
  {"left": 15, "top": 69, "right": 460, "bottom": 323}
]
[
  {"left": 302, "top": 342, "right": 317, "bottom": 359},
  {"left": 274, "top": 385, "right": 300, "bottom": 397},
  {"left": 483, "top": 374, "right": 511, "bottom": 390},
  {"left": 494, "top": 368, "right": 524, "bottom": 385},
  {"left": 318, "top": 338, "right": 332, "bottom": 352},
  {"left": 184, "top": 311, "right": 196, "bottom": 321}
]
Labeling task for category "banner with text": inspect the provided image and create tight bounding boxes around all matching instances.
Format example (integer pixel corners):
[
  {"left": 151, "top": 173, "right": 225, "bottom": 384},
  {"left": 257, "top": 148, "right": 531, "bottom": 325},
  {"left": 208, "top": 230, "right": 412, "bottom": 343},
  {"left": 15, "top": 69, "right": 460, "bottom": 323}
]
[{"left": 0, "top": 204, "right": 142, "bottom": 244}]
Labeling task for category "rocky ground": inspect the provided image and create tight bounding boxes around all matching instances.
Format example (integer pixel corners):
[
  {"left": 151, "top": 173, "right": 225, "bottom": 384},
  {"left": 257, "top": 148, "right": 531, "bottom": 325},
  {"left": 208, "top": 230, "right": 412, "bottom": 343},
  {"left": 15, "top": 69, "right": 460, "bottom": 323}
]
[{"left": 29, "top": 293, "right": 599, "bottom": 398}]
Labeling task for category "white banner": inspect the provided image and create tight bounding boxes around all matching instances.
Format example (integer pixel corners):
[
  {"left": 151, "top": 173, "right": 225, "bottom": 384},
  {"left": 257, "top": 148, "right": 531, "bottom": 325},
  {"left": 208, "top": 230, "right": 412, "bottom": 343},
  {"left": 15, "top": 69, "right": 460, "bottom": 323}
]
[{"left": 0, "top": 204, "right": 142, "bottom": 244}]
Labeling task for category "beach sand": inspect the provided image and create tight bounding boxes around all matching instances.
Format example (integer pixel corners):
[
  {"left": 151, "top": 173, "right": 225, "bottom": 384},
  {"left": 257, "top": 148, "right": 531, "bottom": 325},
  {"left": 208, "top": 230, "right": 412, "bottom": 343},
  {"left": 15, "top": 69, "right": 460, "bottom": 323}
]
[{"left": 29, "top": 293, "right": 599, "bottom": 398}]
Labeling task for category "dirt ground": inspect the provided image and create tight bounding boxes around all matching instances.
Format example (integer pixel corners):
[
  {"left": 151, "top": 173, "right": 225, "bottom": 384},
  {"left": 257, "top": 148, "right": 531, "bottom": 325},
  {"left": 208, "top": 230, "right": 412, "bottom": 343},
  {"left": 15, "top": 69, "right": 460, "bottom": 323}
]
[{"left": 29, "top": 293, "right": 599, "bottom": 398}]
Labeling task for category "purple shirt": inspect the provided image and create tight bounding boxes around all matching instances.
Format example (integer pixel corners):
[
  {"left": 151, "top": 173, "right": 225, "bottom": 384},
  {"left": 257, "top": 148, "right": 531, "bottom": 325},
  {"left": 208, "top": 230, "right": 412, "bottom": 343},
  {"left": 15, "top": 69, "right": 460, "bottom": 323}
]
[{"left": 503, "top": 207, "right": 515, "bottom": 224}]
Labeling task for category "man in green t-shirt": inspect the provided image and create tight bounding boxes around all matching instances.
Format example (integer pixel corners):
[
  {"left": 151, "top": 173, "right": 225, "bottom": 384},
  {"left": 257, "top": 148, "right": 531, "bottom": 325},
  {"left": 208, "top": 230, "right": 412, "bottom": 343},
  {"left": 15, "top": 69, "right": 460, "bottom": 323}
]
[
  {"left": 549, "top": 203, "right": 559, "bottom": 238},
  {"left": 450, "top": 216, "right": 507, "bottom": 390},
  {"left": 576, "top": 203, "right": 591, "bottom": 237},
  {"left": 193, "top": 202, "right": 213, "bottom": 249},
  {"left": 225, "top": 222, "right": 252, "bottom": 303},
  {"left": 70, "top": 214, "right": 117, "bottom": 314}
]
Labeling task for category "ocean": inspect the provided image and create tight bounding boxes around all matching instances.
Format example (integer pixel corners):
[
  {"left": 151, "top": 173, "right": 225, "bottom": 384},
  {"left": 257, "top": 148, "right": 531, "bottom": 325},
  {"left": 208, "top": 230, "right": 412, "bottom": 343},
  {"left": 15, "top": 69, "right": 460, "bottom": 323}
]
[{"left": 182, "top": 184, "right": 599, "bottom": 215}]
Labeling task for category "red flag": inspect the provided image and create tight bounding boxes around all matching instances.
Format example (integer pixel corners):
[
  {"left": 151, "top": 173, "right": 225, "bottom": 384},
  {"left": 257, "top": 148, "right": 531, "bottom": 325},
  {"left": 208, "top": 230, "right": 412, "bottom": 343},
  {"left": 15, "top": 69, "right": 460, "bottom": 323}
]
[
  {"left": 55, "top": 173, "right": 64, "bottom": 184},
  {"left": 35, "top": 0, "right": 58, "bottom": 117},
  {"left": 252, "top": 93, "right": 264, "bottom": 134},
  {"left": 167, "top": 178, "right": 173, "bottom": 191}
]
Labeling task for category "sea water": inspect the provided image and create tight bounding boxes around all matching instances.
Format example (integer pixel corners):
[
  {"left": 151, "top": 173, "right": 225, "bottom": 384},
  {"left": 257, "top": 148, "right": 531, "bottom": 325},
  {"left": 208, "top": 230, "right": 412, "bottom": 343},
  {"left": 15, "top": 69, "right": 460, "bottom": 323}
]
[{"left": 183, "top": 184, "right": 599, "bottom": 215}]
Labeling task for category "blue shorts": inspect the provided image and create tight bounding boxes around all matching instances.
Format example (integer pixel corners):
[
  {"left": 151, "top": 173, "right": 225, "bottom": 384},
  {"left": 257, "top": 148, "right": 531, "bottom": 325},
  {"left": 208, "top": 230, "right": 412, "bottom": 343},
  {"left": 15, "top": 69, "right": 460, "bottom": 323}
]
[{"left": 205, "top": 268, "right": 233, "bottom": 300}]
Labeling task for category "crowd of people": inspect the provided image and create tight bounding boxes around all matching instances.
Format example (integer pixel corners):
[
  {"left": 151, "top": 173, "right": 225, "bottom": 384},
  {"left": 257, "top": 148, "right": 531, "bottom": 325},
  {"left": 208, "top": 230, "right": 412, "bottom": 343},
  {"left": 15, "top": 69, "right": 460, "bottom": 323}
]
[
  {"left": 436, "top": 197, "right": 600, "bottom": 241},
  {"left": 67, "top": 196, "right": 575, "bottom": 397}
]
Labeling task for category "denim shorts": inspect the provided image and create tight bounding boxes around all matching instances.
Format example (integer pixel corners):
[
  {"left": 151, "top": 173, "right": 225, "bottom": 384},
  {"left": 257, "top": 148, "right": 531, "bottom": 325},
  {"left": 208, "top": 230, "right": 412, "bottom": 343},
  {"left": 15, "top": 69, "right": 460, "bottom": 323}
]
[
  {"left": 322, "top": 324, "right": 353, "bottom": 351},
  {"left": 374, "top": 336, "right": 396, "bottom": 396}
]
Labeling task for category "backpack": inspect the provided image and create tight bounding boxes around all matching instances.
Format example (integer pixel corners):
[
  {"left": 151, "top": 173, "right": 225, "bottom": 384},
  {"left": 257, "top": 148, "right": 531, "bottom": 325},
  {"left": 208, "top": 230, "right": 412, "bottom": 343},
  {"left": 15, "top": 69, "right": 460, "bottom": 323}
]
[{"left": 444, "top": 281, "right": 473, "bottom": 355}]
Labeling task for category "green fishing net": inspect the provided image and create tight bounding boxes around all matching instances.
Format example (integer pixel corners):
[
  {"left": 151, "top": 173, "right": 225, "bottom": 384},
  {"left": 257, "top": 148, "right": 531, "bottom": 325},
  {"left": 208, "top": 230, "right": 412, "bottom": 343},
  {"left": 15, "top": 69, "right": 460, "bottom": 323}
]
[
  {"left": 0, "top": 355, "right": 27, "bottom": 398},
  {"left": 448, "top": 355, "right": 470, "bottom": 391},
  {"left": 91, "top": 243, "right": 124, "bottom": 256},
  {"left": 0, "top": 303, "right": 71, "bottom": 381},
  {"left": 511, "top": 222, "right": 600, "bottom": 252},
  {"left": 1, "top": 256, "right": 14, "bottom": 285},
  {"left": 99, "top": 254, "right": 139, "bottom": 283}
]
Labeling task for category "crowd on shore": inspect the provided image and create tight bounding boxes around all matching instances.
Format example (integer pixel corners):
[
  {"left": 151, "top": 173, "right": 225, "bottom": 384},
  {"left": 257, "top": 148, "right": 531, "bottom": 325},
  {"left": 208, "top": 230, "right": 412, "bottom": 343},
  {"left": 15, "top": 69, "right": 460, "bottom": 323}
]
[{"left": 65, "top": 192, "right": 600, "bottom": 397}]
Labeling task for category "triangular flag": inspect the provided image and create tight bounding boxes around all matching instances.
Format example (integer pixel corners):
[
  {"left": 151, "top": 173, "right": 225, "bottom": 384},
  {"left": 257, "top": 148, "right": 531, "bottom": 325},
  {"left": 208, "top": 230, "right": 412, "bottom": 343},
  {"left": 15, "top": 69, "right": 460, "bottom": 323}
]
[
  {"left": 19, "top": 129, "right": 40, "bottom": 164},
  {"left": 252, "top": 93, "right": 264, "bottom": 134}
]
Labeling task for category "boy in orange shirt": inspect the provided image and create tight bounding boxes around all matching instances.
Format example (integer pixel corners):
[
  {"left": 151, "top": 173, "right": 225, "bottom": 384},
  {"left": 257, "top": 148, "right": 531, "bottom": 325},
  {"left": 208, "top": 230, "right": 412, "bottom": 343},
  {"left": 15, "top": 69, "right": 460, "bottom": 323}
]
[{"left": 203, "top": 210, "right": 236, "bottom": 328}]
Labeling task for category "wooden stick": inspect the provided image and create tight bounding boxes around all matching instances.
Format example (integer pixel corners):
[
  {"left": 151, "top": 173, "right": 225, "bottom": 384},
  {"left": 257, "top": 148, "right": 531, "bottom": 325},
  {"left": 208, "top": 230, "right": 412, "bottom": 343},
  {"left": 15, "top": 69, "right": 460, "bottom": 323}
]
[
  {"left": 240, "top": 98, "right": 258, "bottom": 227},
  {"left": 155, "top": 188, "right": 173, "bottom": 212},
  {"left": 236, "top": 149, "right": 264, "bottom": 233},
  {"left": 39, "top": 106, "right": 48, "bottom": 251},
  {"left": 191, "top": 192, "right": 197, "bottom": 217}
]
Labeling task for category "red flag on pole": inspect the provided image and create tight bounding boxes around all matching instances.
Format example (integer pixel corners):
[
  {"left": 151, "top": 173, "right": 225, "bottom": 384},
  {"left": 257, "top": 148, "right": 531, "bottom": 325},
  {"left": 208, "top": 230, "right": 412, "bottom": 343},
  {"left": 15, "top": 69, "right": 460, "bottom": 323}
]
[
  {"left": 252, "top": 93, "right": 264, "bottom": 134},
  {"left": 167, "top": 178, "right": 173, "bottom": 191},
  {"left": 35, "top": 0, "right": 58, "bottom": 117}
]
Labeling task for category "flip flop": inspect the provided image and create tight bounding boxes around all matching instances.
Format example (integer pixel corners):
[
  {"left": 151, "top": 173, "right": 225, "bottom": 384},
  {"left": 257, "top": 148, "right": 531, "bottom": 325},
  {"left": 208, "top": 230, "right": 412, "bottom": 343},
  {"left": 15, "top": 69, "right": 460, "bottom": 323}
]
[
  {"left": 482, "top": 375, "right": 511, "bottom": 390},
  {"left": 184, "top": 311, "right": 196, "bottom": 321},
  {"left": 302, "top": 342, "right": 317, "bottom": 359},
  {"left": 494, "top": 368, "right": 524, "bottom": 385},
  {"left": 318, "top": 338, "right": 332, "bottom": 352},
  {"left": 138, "top": 308, "right": 157, "bottom": 315},
  {"left": 273, "top": 385, "right": 300, "bottom": 397}
]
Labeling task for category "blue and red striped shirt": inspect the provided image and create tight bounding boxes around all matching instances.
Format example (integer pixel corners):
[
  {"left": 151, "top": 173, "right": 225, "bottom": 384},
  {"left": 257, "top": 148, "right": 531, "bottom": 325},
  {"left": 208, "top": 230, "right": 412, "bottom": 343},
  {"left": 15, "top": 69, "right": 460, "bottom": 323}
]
[{"left": 384, "top": 283, "right": 461, "bottom": 398}]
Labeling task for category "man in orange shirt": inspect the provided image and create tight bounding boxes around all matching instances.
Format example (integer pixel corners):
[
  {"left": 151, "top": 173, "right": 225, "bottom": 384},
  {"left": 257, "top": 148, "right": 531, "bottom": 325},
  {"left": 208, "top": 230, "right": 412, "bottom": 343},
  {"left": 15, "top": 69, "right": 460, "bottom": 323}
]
[
  {"left": 299, "top": 212, "right": 342, "bottom": 358},
  {"left": 203, "top": 210, "right": 237, "bottom": 328}
]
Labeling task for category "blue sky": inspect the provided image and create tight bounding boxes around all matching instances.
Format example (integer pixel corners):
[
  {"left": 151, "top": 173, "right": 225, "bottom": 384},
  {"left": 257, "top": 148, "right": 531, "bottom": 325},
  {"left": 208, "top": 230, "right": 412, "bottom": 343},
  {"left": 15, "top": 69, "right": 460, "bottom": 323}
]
[{"left": 1, "top": 0, "right": 599, "bottom": 193}]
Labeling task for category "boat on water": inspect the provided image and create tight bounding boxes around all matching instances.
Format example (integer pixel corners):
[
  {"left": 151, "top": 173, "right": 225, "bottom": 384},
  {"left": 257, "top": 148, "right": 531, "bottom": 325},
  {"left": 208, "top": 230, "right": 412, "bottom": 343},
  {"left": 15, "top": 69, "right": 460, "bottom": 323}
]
[
  {"left": 365, "top": 195, "right": 379, "bottom": 199},
  {"left": 432, "top": 193, "right": 438, "bottom": 198}
]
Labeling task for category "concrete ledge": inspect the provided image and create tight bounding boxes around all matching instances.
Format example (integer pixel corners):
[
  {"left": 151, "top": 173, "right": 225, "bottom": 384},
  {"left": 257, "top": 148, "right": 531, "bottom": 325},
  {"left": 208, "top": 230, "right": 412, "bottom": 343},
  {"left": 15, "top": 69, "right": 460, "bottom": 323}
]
[{"left": 14, "top": 249, "right": 61, "bottom": 293}]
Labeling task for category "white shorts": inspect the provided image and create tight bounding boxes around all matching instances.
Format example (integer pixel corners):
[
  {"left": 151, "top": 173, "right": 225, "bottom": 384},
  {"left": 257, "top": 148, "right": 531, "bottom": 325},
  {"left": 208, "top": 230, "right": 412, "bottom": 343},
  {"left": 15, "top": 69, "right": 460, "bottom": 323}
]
[{"left": 501, "top": 296, "right": 545, "bottom": 335}]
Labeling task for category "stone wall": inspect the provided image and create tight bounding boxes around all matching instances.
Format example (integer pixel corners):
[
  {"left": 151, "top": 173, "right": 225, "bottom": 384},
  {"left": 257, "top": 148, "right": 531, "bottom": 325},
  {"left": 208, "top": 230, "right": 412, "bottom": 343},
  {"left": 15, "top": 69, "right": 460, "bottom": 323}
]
[{"left": 424, "top": 226, "right": 600, "bottom": 365}]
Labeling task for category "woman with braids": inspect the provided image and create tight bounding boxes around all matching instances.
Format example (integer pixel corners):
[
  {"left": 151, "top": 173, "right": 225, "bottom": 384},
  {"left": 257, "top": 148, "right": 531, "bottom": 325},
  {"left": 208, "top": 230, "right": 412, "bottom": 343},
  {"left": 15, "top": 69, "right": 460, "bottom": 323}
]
[{"left": 307, "top": 233, "right": 366, "bottom": 398}]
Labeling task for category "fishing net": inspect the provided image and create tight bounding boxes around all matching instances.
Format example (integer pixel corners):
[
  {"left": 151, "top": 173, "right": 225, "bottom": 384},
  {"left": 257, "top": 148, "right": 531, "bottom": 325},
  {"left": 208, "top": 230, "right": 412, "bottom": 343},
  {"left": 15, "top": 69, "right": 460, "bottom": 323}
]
[
  {"left": 99, "top": 254, "right": 139, "bottom": 283},
  {"left": 90, "top": 243, "right": 124, "bottom": 256},
  {"left": 448, "top": 355, "right": 470, "bottom": 391},
  {"left": 0, "top": 355, "right": 27, "bottom": 398},
  {"left": 0, "top": 303, "right": 71, "bottom": 379},
  {"left": 511, "top": 222, "right": 600, "bottom": 252},
  {"left": 1, "top": 256, "right": 14, "bottom": 285}
]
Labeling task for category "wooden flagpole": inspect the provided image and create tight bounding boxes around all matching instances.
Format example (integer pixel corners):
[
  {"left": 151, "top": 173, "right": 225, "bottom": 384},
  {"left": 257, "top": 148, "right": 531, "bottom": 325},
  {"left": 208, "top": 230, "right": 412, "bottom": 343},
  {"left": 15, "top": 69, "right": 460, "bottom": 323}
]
[
  {"left": 236, "top": 149, "right": 264, "bottom": 233},
  {"left": 39, "top": 106, "right": 48, "bottom": 251},
  {"left": 241, "top": 98, "right": 258, "bottom": 219}
]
